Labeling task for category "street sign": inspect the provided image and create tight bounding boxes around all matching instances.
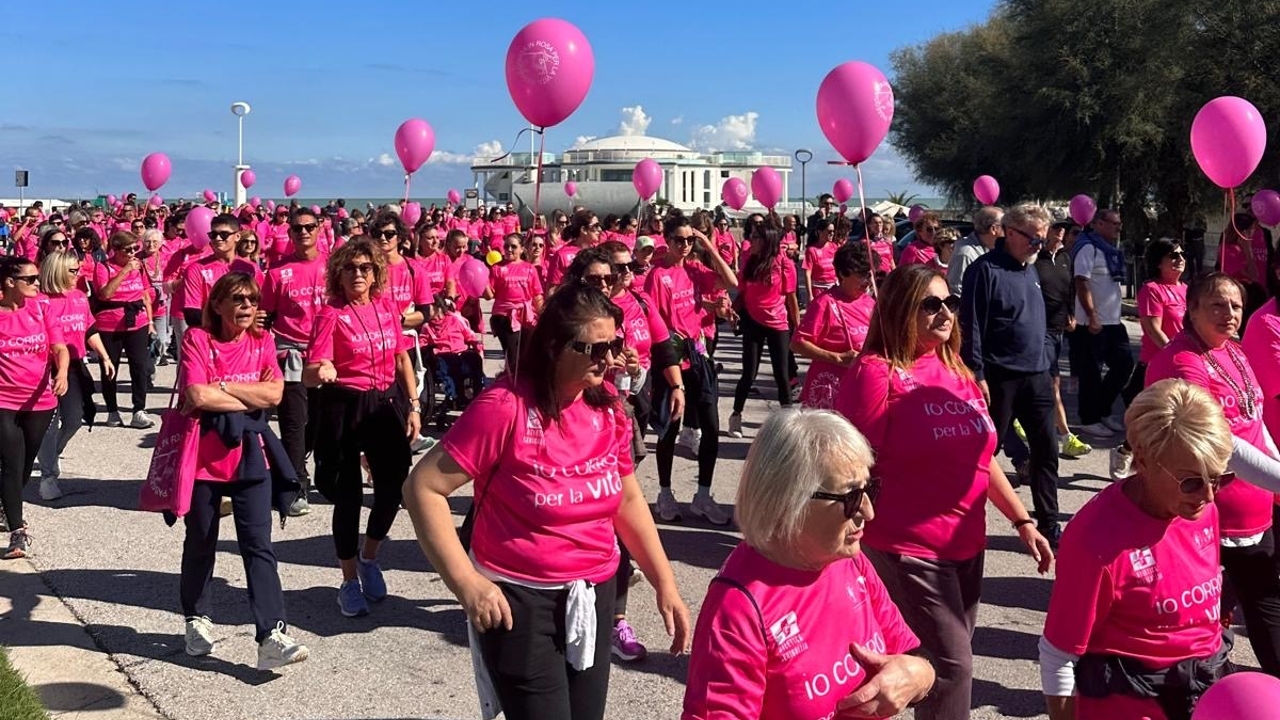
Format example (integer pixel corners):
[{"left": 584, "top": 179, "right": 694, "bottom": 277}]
[{"left": 14, "top": 170, "right": 28, "bottom": 188}]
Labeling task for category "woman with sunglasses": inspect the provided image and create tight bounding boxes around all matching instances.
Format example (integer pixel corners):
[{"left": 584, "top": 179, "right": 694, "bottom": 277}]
[
  {"left": 94, "top": 231, "right": 156, "bottom": 429},
  {"left": 403, "top": 284, "right": 691, "bottom": 720},
  {"left": 1120, "top": 238, "right": 1187, "bottom": 409},
  {"left": 0, "top": 256, "right": 69, "bottom": 558},
  {"left": 547, "top": 210, "right": 603, "bottom": 287},
  {"left": 711, "top": 216, "right": 738, "bottom": 273},
  {"left": 1145, "top": 272, "right": 1280, "bottom": 676},
  {"left": 235, "top": 232, "right": 264, "bottom": 272},
  {"left": 370, "top": 211, "right": 429, "bottom": 333},
  {"left": 801, "top": 218, "right": 840, "bottom": 303},
  {"left": 525, "top": 232, "right": 550, "bottom": 289},
  {"left": 835, "top": 264, "right": 1051, "bottom": 720},
  {"left": 488, "top": 233, "right": 544, "bottom": 374},
  {"left": 792, "top": 241, "right": 879, "bottom": 410},
  {"left": 70, "top": 227, "right": 101, "bottom": 293},
  {"left": 683, "top": 408, "right": 934, "bottom": 720},
  {"left": 1041, "top": 379, "right": 1235, "bottom": 720},
  {"left": 900, "top": 212, "right": 941, "bottom": 267},
  {"left": 173, "top": 272, "right": 308, "bottom": 671},
  {"left": 36, "top": 227, "right": 71, "bottom": 264},
  {"left": 305, "top": 238, "right": 421, "bottom": 619}
]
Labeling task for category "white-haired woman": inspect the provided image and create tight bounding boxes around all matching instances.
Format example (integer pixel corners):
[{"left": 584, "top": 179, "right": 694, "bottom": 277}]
[{"left": 683, "top": 408, "right": 935, "bottom": 720}]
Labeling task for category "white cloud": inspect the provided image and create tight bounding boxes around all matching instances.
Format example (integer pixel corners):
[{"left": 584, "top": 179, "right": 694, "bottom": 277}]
[
  {"left": 618, "top": 105, "right": 651, "bottom": 136},
  {"left": 670, "top": 115, "right": 684, "bottom": 126},
  {"left": 375, "top": 153, "right": 396, "bottom": 167},
  {"left": 473, "top": 140, "right": 503, "bottom": 160},
  {"left": 426, "top": 140, "right": 506, "bottom": 166},
  {"left": 689, "top": 112, "right": 759, "bottom": 152},
  {"left": 570, "top": 135, "right": 597, "bottom": 149}
]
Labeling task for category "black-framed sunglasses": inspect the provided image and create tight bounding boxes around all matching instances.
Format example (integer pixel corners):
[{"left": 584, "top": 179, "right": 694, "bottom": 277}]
[
  {"left": 1168, "top": 250, "right": 1186, "bottom": 259},
  {"left": 342, "top": 262, "right": 376, "bottom": 276},
  {"left": 1006, "top": 226, "right": 1046, "bottom": 247},
  {"left": 613, "top": 261, "right": 642, "bottom": 275},
  {"left": 1157, "top": 462, "right": 1236, "bottom": 494},
  {"left": 569, "top": 336, "right": 625, "bottom": 363},
  {"left": 920, "top": 295, "right": 961, "bottom": 315},
  {"left": 811, "top": 478, "right": 881, "bottom": 519},
  {"left": 208, "top": 230, "right": 235, "bottom": 241},
  {"left": 669, "top": 236, "right": 693, "bottom": 247},
  {"left": 377, "top": 229, "right": 399, "bottom": 241},
  {"left": 581, "top": 273, "right": 616, "bottom": 288},
  {"left": 291, "top": 222, "right": 318, "bottom": 234},
  {"left": 12, "top": 274, "right": 39, "bottom": 285},
  {"left": 229, "top": 292, "right": 260, "bottom": 306}
]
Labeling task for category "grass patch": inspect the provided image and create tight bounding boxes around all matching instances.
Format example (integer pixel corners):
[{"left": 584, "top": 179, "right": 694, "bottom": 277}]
[{"left": 0, "top": 647, "right": 49, "bottom": 720}]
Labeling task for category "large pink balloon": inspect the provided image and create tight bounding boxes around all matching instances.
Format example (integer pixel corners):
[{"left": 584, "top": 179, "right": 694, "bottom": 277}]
[
  {"left": 633, "top": 158, "right": 663, "bottom": 199},
  {"left": 721, "top": 178, "right": 748, "bottom": 210},
  {"left": 239, "top": 169, "right": 256, "bottom": 190},
  {"left": 1069, "top": 194, "right": 1097, "bottom": 226},
  {"left": 184, "top": 207, "right": 215, "bottom": 251},
  {"left": 908, "top": 204, "right": 926, "bottom": 223},
  {"left": 140, "top": 152, "right": 172, "bottom": 192},
  {"left": 402, "top": 202, "right": 422, "bottom": 227},
  {"left": 457, "top": 258, "right": 490, "bottom": 297},
  {"left": 447, "top": 189, "right": 462, "bottom": 205},
  {"left": 832, "top": 178, "right": 855, "bottom": 204},
  {"left": 1192, "top": 671, "right": 1280, "bottom": 720},
  {"left": 816, "top": 61, "right": 895, "bottom": 165},
  {"left": 284, "top": 175, "right": 301, "bottom": 197},
  {"left": 1191, "top": 96, "right": 1267, "bottom": 189},
  {"left": 106, "top": 194, "right": 117, "bottom": 206},
  {"left": 394, "top": 118, "right": 436, "bottom": 175},
  {"left": 149, "top": 195, "right": 163, "bottom": 208},
  {"left": 202, "top": 189, "right": 217, "bottom": 204},
  {"left": 564, "top": 181, "right": 577, "bottom": 198},
  {"left": 1252, "top": 189, "right": 1280, "bottom": 226},
  {"left": 505, "top": 18, "right": 595, "bottom": 128},
  {"left": 249, "top": 196, "right": 260, "bottom": 208},
  {"left": 751, "top": 167, "right": 783, "bottom": 210},
  {"left": 973, "top": 175, "right": 1000, "bottom": 205},
  {"left": 265, "top": 199, "right": 274, "bottom": 211}
]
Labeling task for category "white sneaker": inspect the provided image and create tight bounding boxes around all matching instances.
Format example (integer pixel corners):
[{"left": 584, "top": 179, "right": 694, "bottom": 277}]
[
  {"left": 410, "top": 434, "right": 437, "bottom": 454},
  {"left": 257, "top": 623, "right": 309, "bottom": 671},
  {"left": 184, "top": 616, "right": 214, "bottom": 656},
  {"left": 130, "top": 411, "right": 155, "bottom": 429},
  {"left": 728, "top": 413, "right": 744, "bottom": 439},
  {"left": 655, "top": 488, "right": 682, "bottom": 522},
  {"left": 690, "top": 492, "right": 732, "bottom": 526},
  {"left": 1110, "top": 445, "right": 1135, "bottom": 481},
  {"left": 38, "top": 478, "right": 62, "bottom": 501},
  {"left": 106, "top": 412, "right": 124, "bottom": 428},
  {"left": 1101, "top": 416, "right": 1126, "bottom": 433},
  {"left": 1079, "top": 422, "right": 1114, "bottom": 439},
  {"left": 678, "top": 426, "right": 701, "bottom": 454}
]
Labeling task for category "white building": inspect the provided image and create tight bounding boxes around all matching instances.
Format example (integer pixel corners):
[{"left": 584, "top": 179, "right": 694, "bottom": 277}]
[{"left": 471, "top": 134, "right": 794, "bottom": 217}]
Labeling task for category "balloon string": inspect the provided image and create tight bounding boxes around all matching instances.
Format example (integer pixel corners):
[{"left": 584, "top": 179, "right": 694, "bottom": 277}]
[
  {"left": 533, "top": 129, "right": 546, "bottom": 220},
  {"left": 403, "top": 174, "right": 412, "bottom": 205},
  {"left": 487, "top": 126, "right": 539, "bottom": 165},
  {"left": 854, "top": 164, "right": 879, "bottom": 298}
]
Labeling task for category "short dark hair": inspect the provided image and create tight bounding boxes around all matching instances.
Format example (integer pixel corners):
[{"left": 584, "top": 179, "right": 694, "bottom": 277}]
[
  {"left": 211, "top": 213, "right": 241, "bottom": 231},
  {"left": 834, "top": 241, "right": 879, "bottom": 279},
  {"left": 1143, "top": 237, "right": 1181, "bottom": 281}
]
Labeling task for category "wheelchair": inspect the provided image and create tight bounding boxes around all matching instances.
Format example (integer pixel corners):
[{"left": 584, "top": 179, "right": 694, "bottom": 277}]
[{"left": 404, "top": 329, "right": 488, "bottom": 431}]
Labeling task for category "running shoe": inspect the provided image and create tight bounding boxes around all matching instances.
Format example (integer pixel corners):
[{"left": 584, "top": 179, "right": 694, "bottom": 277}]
[
  {"left": 690, "top": 493, "right": 732, "bottom": 526},
  {"left": 184, "top": 616, "right": 214, "bottom": 656},
  {"left": 655, "top": 489, "right": 681, "bottom": 522},
  {"left": 257, "top": 622, "right": 309, "bottom": 671},
  {"left": 1060, "top": 433, "right": 1092, "bottom": 458},
  {"left": 728, "top": 413, "right": 744, "bottom": 439},
  {"left": 338, "top": 579, "right": 369, "bottom": 618},
  {"left": 611, "top": 619, "right": 648, "bottom": 662},
  {"left": 357, "top": 556, "right": 388, "bottom": 603}
]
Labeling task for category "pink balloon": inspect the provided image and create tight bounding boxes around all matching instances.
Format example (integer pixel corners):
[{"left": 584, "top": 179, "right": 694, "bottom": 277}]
[
  {"left": 284, "top": 175, "right": 301, "bottom": 197},
  {"left": 908, "top": 204, "right": 926, "bottom": 223},
  {"left": 1252, "top": 189, "right": 1280, "bottom": 226},
  {"left": 1191, "top": 96, "right": 1268, "bottom": 189},
  {"left": 633, "top": 158, "right": 663, "bottom": 199},
  {"left": 447, "top": 189, "right": 462, "bottom": 205},
  {"left": 394, "top": 118, "right": 436, "bottom": 175},
  {"left": 816, "top": 61, "right": 895, "bottom": 165},
  {"left": 239, "top": 169, "right": 256, "bottom": 190},
  {"left": 751, "top": 167, "right": 783, "bottom": 210},
  {"left": 457, "top": 258, "right": 490, "bottom": 297},
  {"left": 248, "top": 196, "right": 260, "bottom": 208},
  {"left": 265, "top": 200, "right": 275, "bottom": 211},
  {"left": 832, "top": 178, "right": 855, "bottom": 204},
  {"left": 402, "top": 202, "right": 422, "bottom": 227},
  {"left": 308, "top": 204, "right": 321, "bottom": 215},
  {"left": 1192, "top": 671, "right": 1280, "bottom": 720},
  {"left": 973, "top": 175, "right": 1000, "bottom": 205},
  {"left": 1069, "top": 194, "right": 1097, "bottom": 226},
  {"left": 140, "top": 152, "right": 172, "bottom": 192},
  {"left": 184, "top": 207, "right": 215, "bottom": 251},
  {"left": 721, "top": 178, "right": 748, "bottom": 210},
  {"left": 564, "top": 181, "right": 577, "bottom": 198},
  {"left": 106, "top": 194, "right": 117, "bottom": 206},
  {"left": 505, "top": 18, "right": 595, "bottom": 128},
  {"left": 202, "top": 189, "right": 217, "bottom": 204},
  {"left": 148, "top": 195, "right": 163, "bottom": 207}
]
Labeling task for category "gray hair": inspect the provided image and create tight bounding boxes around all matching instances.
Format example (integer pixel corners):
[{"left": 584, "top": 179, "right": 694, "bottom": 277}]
[
  {"left": 973, "top": 206, "right": 1004, "bottom": 234},
  {"left": 736, "top": 408, "right": 875, "bottom": 552},
  {"left": 1003, "top": 203, "right": 1052, "bottom": 232},
  {"left": 141, "top": 229, "right": 164, "bottom": 246}
]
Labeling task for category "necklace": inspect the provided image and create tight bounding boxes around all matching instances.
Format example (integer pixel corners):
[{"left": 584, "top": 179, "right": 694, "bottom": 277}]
[{"left": 1192, "top": 329, "right": 1258, "bottom": 420}]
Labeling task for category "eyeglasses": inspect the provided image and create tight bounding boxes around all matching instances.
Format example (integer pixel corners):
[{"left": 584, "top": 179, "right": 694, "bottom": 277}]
[
  {"left": 377, "top": 229, "right": 399, "bottom": 241},
  {"left": 613, "top": 261, "right": 641, "bottom": 275},
  {"left": 504, "top": 244, "right": 521, "bottom": 252},
  {"left": 531, "top": 242, "right": 546, "bottom": 249},
  {"left": 810, "top": 478, "right": 881, "bottom": 519},
  {"left": 581, "top": 273, "right": 616, "bottom": 288},
  {"left": 1168, "top": 251, "right": 1186, "bottom": 259},
  {"left": 47, "top": 239, "right": 68, "bottom": 247},
  {"left": 569, "top": 336, "right": 624, "bottom": 362},
  {"left": 290, "top": 222, "right": 318, "bottom": 234},
  {"left": 120, "top": 245, "right": 141, "bottom": 254},
  {"left": 342, "top": 262, "right": 376, "bottom": 276},
  {"left": 920, "top": 294, "right": 961, "bottom": 315},
  {"left": 229, "top": 292, "right": 260, "bottom": 306},
  {"left": 1156, "top": 462, "right": 1236, "bottom": 495},
  {"left": 669, "top": 236, "right": 693, "bottom": 247},
  {"left": 12, "top": 274, "right": 38, "bottom": 285},
  {"left": 1006, "top": 226, "right": 1046, "bottom": 247},
  {"left": 239, "top": 240, "right": 259, "bottom": 247},
  {"left": 208, "top": 230, "right": 235, "bottom": 241}
]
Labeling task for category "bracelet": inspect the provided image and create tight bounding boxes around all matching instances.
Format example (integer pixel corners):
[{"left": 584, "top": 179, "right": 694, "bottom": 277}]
[
  {"left": 671, "top": 385, "right": 685, "bottom": 392},
  {"left": 1012, "top": 518, "right": 1035, "bottom": 530},
  {"left": 408, "top": 407, "right": 422, "bottom": 414}
]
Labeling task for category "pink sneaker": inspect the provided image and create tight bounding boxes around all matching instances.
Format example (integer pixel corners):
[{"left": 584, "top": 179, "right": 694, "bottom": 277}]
[{"left": 610, "top": 619, "right": 647, "bottom": 662}]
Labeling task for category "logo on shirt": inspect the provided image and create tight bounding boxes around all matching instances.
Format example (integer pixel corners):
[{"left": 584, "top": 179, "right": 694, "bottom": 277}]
[
  {"left": 523, "top": 407, "right": 544, "bottom": 445},
  {"left": 1192, "top": 526, "right": 1215, "bottom": 553},
  {"left": 280, "top": 268, "right": 293, "bottom": 280},
  {"left": 769, "top": 611, "right": 806, "bottom": 661},
  {"left": 339, "top": 314, "right": 352, "bottom": 325},
  {"left": 846, "top": 576, "right": 869, "bottom": 609},
  {"left": 1129, "top": 546, "right": 1160, "bottom": 583}
]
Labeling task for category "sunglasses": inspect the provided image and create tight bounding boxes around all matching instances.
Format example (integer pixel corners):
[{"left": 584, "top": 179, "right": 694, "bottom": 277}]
[
  {"left": 120, "top": 244, "right": 141, "bottom": 253},
  {"left": 239, "top": 240, "right": 259, "bottom": 247},
  {"left": 569, "top": 336, "right": 624, "bottom": 362},
  {"left": 1168, "top": 251, "right": 1186, "bottom": 259},
  {"left": 69, "top": 266, "right": 82, "bottom": 274},
  {"left": 531, "top": 242, "right": 546, "bottom": 249},
  {"left": 588, "top": 223, "right": 602, "bottom": 231},
  {"left": 669, "top": 236, "right": 693, "bottom": 247},
  {"left": 920, "top": 295, "right": 961, "bottom": 315},
  {"left": 208, "top": 230, "right": 235, "bottom": 241},
  {"left": 581, "top": 273, "right": 616, "bottom": 288},
  {"left": 1006, "top": 226, "right": 1046, "bottom": 247},
  {"left": 12, "top": 274, "right": 38, "bottom": 285},
  {"left": 47, "top": 239, "right": 68, "bottom": 247},
  {"left": 613, "top": 261, "right": 641, "bottom": 275},
  {"left": 503, "top": 244, "right": 521, "bottom": 252},
  {"left": 342, "top": 262, "right": 376, "bottom": 276},
  {"left": 811, "top": 478, "right": 881, "bottom": 519},
  {"left": 377, "top": 229, "right": 399, "bottom": 241},
  {"left": 291, "top": 223, "right": 318, "bottom": 234},
  {"left": 1158, "top": 462, "right": 1236, "bottom": 494},
  {"left": 229, "top": 292, "right": 260, "bottom": 306}
]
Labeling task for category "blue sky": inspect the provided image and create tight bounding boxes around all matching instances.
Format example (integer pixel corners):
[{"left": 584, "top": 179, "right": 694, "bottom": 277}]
[{"left": 1, "top": 0, "right": 995, "bottom": 201}]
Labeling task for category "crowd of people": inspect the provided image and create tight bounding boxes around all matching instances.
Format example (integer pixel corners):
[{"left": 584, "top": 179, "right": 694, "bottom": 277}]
[{"left": 2, "top": 189, "right": 1280, "bottom": 718}]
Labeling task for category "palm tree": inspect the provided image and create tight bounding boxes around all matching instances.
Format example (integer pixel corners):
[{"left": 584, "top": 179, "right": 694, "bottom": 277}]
[{"left": 884, "top": 190, "right": 920, "bottom": 206}]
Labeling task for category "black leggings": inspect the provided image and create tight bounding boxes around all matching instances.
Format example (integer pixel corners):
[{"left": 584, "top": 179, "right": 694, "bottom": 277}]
[
  {"left": 656, "top": 368, "right": 719, "bottom": 489},
  {"left": 276, "top": 380, "right": 320, "bottom": 490},
  {"left": 491, "top": 315, "right": 525, "bottom": 375},
  {"left": 0, "top": 408, "right": 54, "bottom": 530},
  {"left": 100, "top": 327, "right": 151, "bottom": 413},
  {"left": 732, "top": 311, "right": 792, "bottom": 413}
]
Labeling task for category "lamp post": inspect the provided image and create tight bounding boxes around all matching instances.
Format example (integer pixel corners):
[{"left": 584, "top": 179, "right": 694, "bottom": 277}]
[
  {"left": 794, "top": 148, "right": 813, "bottom": 219},
  {"left": 231, "top": 101, "right": 252, "bottom": 207}
]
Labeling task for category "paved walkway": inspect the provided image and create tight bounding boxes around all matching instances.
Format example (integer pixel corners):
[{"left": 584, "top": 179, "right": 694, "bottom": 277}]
[{"left": 0, "top": 318, "right": 1257, "bottom": 719}]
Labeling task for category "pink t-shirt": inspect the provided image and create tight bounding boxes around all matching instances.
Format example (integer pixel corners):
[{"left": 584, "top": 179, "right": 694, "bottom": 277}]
[
  {"left": 899, "top": 239, "right": 937, "bottom": 267},
  {"left": 260, "top": 255, "right": 328, "bottom": 345},
  {"left": 384, "top": 259, "right": 430, "bottom": 314},
  {"left": 440, "top": 378, "right": 634, "bottom": 584},
  {"left": 613, "top": 289, "right": 670, "bottom": 370},
  {"left": 503, "top": 215, "right": 520, "bottom": 235},
  {"left": 262, "top": 221, "right": 292, "bottom": 263},
  {"left": 92, "top": 259, "right": 150, "bottom": 332},
  {"left": 0, "top": 300, "right": 64, "bottom": 411},
  {"left": 179, "top": 328, "right": 279, "bottom": 483},
  {"left": 163, "top": 244, "right": 203, "bottom": 320},
  {"left": 490, "top": 260, "right": 544, "bottom": 320},
  {"left": 1243, "top": 298, "right": 1280, "bottom": 445},
  {"left": 869, "top": 239, "right": 896, "bottom": 271},
  {"left": 802, "top": 241, "right": 839, "bottom": 286},
  {"left": 412, "top": 251, "right": 453, "bottom": 297},
  {"left": 682, "top": 544, "right": 919, "bottom": 720},
  {"left": 1146, "top": 331, "right": 1272, "bottom": 537},
  {"left": 422, "top": 312, "right": 481, "bottom": 354},
  {"left": 644, "top": 260, "right": 722, "bottom": 343},
  {"left": 39, "top": 291, "right": 92, "bottom": 360},
  {"left": 1137, "top": 281, "right": 1186, "bottom": 363},
  {"left": 836, "top": 353, "right": 996, "bottom": 560},
  {"left": 181, "top": 256, "right": 263, "bottom": 314},
  {"left": 308, "top": 295, "right": 414, "bottom": 391},
  {"left": 739, "top": 254, "right": 797, "bottom": 331},
  {"left": 1044, "top": 482, "right": 1222, "bottom": 720},
  {"left": 713, "top": 229, "right": 736, "bottom": 267},
  {"left": 796, "top": 288, "right": 875, "bottom": 409},
  {"left": 1219, "top": 227, "right": 1269, "bottom": 283},
  {"left": 546, "top": 243, "right": 581, "bottom": 287}
]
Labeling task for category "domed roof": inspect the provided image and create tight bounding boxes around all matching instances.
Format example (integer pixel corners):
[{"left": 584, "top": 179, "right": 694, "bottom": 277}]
[{"left": 569, "top": 135, "right": 693, "bottom": 153}]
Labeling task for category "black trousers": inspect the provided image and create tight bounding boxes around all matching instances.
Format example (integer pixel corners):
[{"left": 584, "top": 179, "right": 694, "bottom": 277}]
[
  {"left": 613, "top": 542, "right": 633, "bottom": 615},
  {"left": 1069, "top": 324, "right": 1134, "bottom": 425},
  {"left": 1121, "top": 361, "right": 1149, "bottom": 408},
  {"left": 1222, "top": 530, "right": 1280, "bottom": 676},
  {"left": 732, "top": 311, "right": 792, "bottom": 413},
  {"left": 0, "top": 408, "right": 54, "bottom": 530},
  {"left": 181, "top": 477, "right": 287, "bottom": 643},
  {"left": 312, "top": 386, "right": 411, "bottom": 561},
  {"left": 986, "top": 367, "right": 1060, "bottom": 529},
  {"left": 491, "top": 314, "right": 525, "bottom": 375},
  {"left": 477, "top": 576, "right": 616, "bottom": 720},
  {"left": 277, "top": 381, "right": 320, "bottom": 491},
  {"left": 100, "top": 327, "right": 151, "bottom": 414},
  {"left": 656, "top": 367, "right": 719, "bottom": 489}
]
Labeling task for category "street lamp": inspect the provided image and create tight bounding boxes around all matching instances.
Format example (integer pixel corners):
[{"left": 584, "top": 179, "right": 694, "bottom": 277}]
[
  {"left": 231, "top": 101, "right": 252, "bottom": 207},
  {"left": 794, "top": 149, "right": 813, "bottom": 219}
]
